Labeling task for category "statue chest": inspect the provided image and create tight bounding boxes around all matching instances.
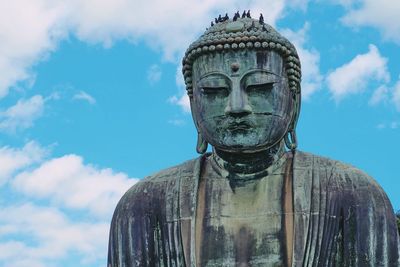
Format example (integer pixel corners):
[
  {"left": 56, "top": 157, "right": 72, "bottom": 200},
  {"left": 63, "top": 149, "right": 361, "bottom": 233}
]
[{"left": 194, "top": 162, "right": 285, "bottom": 267}]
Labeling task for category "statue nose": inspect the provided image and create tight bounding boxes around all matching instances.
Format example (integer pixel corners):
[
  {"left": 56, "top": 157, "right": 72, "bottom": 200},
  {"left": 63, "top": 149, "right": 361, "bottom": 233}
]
[{"left": 224, "top": 87, "right": 252, "bottom": 116}]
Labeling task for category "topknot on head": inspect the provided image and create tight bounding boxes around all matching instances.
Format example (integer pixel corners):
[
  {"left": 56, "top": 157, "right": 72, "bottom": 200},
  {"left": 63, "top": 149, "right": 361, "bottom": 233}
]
[{"left": 182, "top": 11, "right": 302, "bottom": 98}]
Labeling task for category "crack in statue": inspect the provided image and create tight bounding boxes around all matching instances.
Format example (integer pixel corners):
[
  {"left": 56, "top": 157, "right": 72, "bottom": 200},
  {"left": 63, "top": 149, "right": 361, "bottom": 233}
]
[{"left": 108, "top": 13, "right": 400, "bottom": 267}]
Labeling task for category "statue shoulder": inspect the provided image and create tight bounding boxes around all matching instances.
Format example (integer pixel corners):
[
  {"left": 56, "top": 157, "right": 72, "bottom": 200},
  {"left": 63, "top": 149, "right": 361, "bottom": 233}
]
[
  {"left": 294, "top": 151, "right": 399, "bottom": 265},
  {"left": 133, "top": 157, "right": 198, "bottom": 191},
  {"left": 108, "top": 157, "right": 201, "bottom": 266},
  {"left": 295, "top": 150, "right": 391, "bottom": 203},
  {"left": 113, "top": 157, "right": 199, "bottom": 214}
]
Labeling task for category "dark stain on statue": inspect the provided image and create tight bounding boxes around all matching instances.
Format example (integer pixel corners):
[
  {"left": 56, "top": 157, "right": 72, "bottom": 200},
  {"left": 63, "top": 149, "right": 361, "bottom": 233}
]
[
  {"left": 200, "top": 225, "right": 228, "bottom": 264},
  {"left": 235, "top": 226, "right": 256, "bottom": 266},
  {"left": 335, "top": 208, "right": 345, "bottom": 265},
  {"left": 227, "top": 173, "right": 268, "bottom": 193},
  {"left": 256, "top": 52, "right": 268, "bottom": 68}
]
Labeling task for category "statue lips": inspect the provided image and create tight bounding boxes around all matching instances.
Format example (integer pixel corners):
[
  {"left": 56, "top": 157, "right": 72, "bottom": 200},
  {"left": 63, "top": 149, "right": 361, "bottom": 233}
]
[
  {"left": 224, "top": 112, "right": 276, "bottom": 133},
  {"left": 226, "top": 120, "right": 253, "bottom": 132}
]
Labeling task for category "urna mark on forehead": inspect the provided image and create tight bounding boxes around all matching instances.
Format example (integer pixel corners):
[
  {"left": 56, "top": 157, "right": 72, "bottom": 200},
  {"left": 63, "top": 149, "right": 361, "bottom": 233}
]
[{"left": 192, "top": 50, "right": 285, "bottom": 80}]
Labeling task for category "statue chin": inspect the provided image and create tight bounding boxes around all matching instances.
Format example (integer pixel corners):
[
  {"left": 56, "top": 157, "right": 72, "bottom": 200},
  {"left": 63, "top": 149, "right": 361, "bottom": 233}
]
[
  {"left": 200, "top": 123, "right": 288, "bottom": 154},
  {"left": 210, "top": 140, "right": 282, "bottom": 154}
]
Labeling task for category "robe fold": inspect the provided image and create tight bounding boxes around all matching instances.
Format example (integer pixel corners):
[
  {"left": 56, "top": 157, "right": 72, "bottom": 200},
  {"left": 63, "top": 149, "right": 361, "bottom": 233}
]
[{"left": 108, "top": 151, "right": 400, "bottom": 266}]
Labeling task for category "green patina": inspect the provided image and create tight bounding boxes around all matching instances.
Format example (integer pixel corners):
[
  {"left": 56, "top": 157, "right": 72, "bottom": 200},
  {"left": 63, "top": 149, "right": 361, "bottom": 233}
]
[{"left": 107, "top": 13, "right": 400, "bottom": 267}]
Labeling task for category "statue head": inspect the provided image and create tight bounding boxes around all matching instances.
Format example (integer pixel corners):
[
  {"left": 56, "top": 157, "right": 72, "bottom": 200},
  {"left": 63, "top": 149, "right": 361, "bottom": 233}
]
[{"left": 182, "top": 13, "right": 301, "bottom": 154}]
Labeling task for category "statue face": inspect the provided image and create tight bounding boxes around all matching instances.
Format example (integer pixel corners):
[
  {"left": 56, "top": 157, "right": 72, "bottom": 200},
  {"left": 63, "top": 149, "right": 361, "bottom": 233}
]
[{"left": 191, "top": 50, "right": 294, "bottom": 153}]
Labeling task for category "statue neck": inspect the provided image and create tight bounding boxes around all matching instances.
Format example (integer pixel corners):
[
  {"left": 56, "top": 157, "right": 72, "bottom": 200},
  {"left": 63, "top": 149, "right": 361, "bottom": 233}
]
[{"left": 211, "top": 141, "right": 286, "bottom": 180}]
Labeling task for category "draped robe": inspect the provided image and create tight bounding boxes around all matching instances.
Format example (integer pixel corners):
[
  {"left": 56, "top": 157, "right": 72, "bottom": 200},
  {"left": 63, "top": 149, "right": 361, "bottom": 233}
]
[{"left": 108, "top": 151, "right": 400, "bottom": 266}]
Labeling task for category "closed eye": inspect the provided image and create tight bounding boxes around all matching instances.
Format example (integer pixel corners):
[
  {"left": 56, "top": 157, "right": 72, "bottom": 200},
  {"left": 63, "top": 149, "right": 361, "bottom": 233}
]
[
  {"left": 201, "top": 87, "right": 229, "bottom": 95},
  {"left": 246, "top": 82, "right": 274, "bottom": 92}
]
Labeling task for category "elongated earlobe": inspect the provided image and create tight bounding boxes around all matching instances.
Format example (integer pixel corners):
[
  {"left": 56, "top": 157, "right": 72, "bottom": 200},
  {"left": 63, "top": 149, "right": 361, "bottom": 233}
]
[
  {"left": 196, "top": 133, "right": 208, "bottom": 154},
  {"left": 284, "top": 129, "right": 297, "bottom": 151}
]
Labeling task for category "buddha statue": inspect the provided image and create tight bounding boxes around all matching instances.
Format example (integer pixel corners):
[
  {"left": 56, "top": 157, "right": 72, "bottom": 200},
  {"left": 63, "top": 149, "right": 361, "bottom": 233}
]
[{"left": 108, "top": 14, "right": 400, "bottom": 267}]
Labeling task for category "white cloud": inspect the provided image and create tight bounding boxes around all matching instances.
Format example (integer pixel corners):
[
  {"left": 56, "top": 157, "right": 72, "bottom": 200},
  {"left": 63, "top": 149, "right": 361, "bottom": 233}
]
[
  {"left": 376, "top": 122, "right": 386, "bottom": 129},
  {"left": 376, "top": 121, "right": 400, "bottom": 130},
  {"left": 326, "top": 44, "right": 389, "bottom": 101},
  {"left": 390, "top": 121, "right": 399, "bottom": 129},
  {"left": 0, "top": 0, "right": 295, "bottom": 99},
  {"left": 13, "top": 154, "right": 137, "bottom": 218},
  {"left": 0, "top": 141, "right": 48, "bottom": 185},
  {"left": 0, "top": 95, "right": 45, "bottom": 133},
  {"left": 0, "top": 203, "right": 109, "bottom": 266},
  {"left": 168, "top": 95, "right": 191, "bottom": 113},
  {"left": 147, "top": 64, "right": 162, "bottom": 85},
  {"left": 369, "top": 79, "right": 400, "bottom": 111},
  {"left": 69, "top": 0, "right": 284, "bottom": 59},
  {"left": 73, "top": 91, "right": 96, "bottom": 105},
  {"left": 369, "top": 85, "right": 389, "bottom": 106},
  {"left": 175, "top": 65, "right": 186, "bottom": 89},
  {"left": 0, "top": 141, "right": 138, "bottom": 266},
  {"left": 0, "top": 0, "right": 316, "bottom": 116},
  {"left": 281, "top": 23, "right": 323, "bottom": 100},
  {"left": 0, "top": 0, "right": 66, "bottom": 98},
  {"left": 334, "top": 0, "right": 356, "bottom": 8},
  {"left": 169, "top": 65, "right": 191, "bottom": 113},
  {"left": 340, "top": 0, "right": 400, "bottom": 44},
  {"left": 393, "top": 81, "right": 400, "bottom": 111},
  {"left": 168, "top": 119, "right": 185, "bottom": 126},
  {"left": 287, "top": 0, "right": 311, "bottom": 10}
]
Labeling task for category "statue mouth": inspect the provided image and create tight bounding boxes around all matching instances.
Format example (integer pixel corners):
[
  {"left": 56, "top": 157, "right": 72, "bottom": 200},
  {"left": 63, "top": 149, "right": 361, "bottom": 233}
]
[{"left": 226, "top": 121, "right": 253, "bottom": 132}]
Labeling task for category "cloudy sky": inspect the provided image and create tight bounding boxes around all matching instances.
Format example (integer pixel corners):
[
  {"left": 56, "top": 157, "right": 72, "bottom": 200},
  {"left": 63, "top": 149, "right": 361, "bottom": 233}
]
[{"left": 0, "top": 0, "right": 399, "bottom": 266}]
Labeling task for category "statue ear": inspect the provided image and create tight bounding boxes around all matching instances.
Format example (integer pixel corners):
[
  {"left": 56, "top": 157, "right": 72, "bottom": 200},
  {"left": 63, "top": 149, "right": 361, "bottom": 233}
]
[
  {"left": 285, "top": 87, "right": 300, "bottom": 151},
  {"left": 196, "top": 133, "right": 208, "bottom": 154},
  {"left": 284, "top": 129, "right": 297, "bottom": 151},
  {"left": 189, "top": 95, "right": 208, "bottom": 154}
]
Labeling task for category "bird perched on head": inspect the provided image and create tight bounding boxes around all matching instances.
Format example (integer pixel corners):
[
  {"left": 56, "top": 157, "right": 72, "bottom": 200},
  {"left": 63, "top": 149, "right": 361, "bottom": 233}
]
[
  {"left": 233, "top": 12, "right": 238, "bottom": 21},
  {"left": 259, "top": 13, "right": 264, "bottom": 24},
  {"left": 223, "top": 13, "right": 229, "bottom": 21}
]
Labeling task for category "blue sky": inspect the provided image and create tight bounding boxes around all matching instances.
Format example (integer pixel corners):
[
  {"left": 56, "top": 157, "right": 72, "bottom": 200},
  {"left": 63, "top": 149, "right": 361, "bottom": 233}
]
[{"left": 0, "top": 0, "right": 399, "bottom": 266}]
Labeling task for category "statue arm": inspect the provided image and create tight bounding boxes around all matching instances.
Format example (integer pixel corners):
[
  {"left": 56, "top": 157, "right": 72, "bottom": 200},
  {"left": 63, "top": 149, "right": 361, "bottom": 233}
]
[
  {"left": 107, "top": 182, "right": 159, "bottom": 267},
  {"left": 339, "top": 169, "right": 400, "bottom": 266},
  {"left": 107, "top": 160, "right": 198, "bottom": 267}
]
